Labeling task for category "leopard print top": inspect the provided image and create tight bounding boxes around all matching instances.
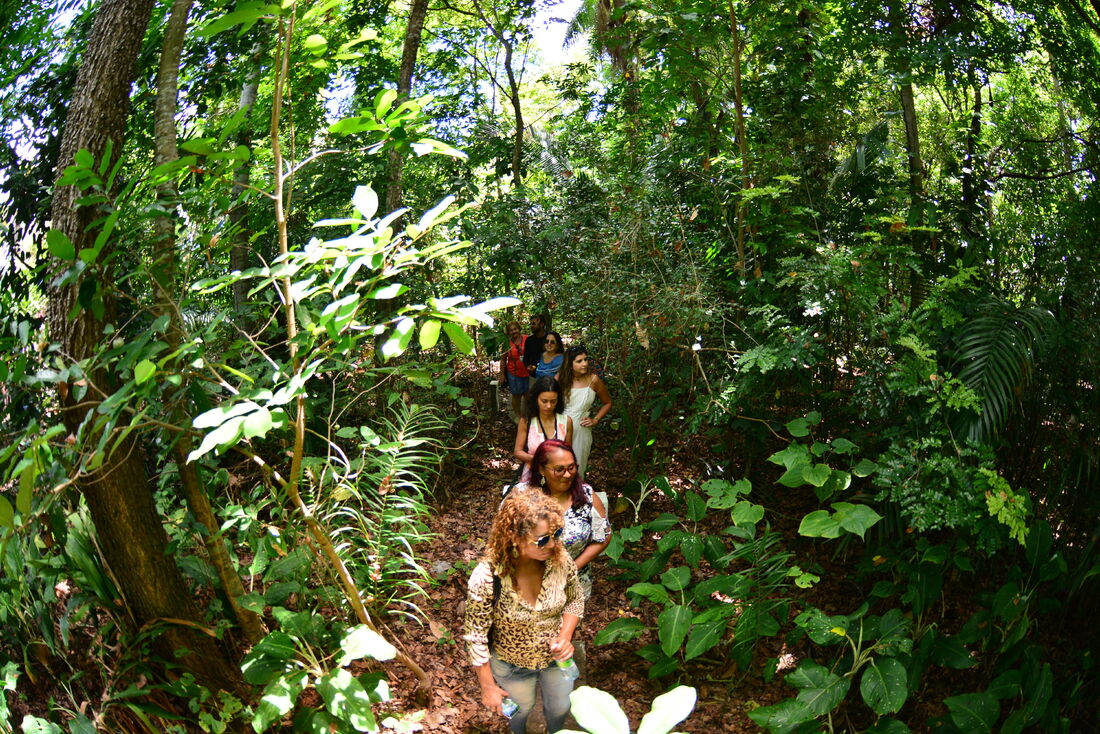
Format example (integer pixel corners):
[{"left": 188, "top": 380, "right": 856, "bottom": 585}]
[{"left": 463, "top": 555, "right": 585, "bottom": 669}]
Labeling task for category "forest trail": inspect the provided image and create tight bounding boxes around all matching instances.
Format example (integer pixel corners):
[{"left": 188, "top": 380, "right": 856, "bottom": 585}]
[{"left": 378, "top": 373, "right": 776, "bottom": 733}]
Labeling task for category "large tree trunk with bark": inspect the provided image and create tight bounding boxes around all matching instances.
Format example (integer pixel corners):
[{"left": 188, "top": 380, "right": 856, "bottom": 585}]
[
  {"left": 46, "top": 0, "right": 243, "bottom": 693},
  {"left": 383, "top": 0, "right": 430, "bottom": 217},
  {"left": 153, "top": 0, "right": 265, "bottom": 646}
]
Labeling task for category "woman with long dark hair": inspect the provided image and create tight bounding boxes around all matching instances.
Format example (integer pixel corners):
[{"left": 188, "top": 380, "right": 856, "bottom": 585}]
[
  {"left": 532, "top": 331, "right": 565, "bottom": 379},
  {"left": 513, "top": 376, "right": 573, "bottom": 483},
  {"left": 558, "top": 344, "right": 612, "bottom": 481},
  {"left": 464, "top": 490, "right": 583, "bottom": 733}
]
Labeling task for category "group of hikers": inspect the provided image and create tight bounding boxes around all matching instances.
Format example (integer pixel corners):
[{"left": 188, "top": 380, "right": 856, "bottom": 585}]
[{"left": 462, "top": 313, "right": 616, "bottom": 733}]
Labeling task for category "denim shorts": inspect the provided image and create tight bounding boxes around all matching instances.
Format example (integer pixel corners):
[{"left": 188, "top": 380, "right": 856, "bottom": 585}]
[
  {"left": 505, "top": 373, "right": 530, "bottom": 395},
  {"left": 489, "top": 654, "right": 574, "bottom": 733}
]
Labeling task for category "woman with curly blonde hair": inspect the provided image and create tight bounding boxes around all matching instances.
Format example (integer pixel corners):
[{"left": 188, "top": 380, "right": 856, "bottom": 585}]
[{"left": 464, "top": 490, "right": 584, "bottom": 733}]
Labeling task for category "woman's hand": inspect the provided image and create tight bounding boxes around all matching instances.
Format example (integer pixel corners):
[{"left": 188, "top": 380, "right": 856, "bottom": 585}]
[
  {"left": 549, "top": 633, "right": 575, "bottom": 661},
  {"left": 580, "top": 417, "right": 598, "bottom": 427},
  {"left": 480, "top": 681, "right": 510, "bottom": 714}
]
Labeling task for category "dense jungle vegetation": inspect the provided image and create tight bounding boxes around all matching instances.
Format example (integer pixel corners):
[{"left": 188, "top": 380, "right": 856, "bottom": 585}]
[{"left": 1, "top": 0, "right": 1099, "bottom": 731}]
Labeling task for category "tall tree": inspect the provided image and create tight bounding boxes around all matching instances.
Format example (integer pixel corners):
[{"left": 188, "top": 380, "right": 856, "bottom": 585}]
[
  {"left": 383, "top": 0, "right": 431, "bottom": 216},
  {"left": 46, "top": 0, "right": 242, "bottom": 692}
]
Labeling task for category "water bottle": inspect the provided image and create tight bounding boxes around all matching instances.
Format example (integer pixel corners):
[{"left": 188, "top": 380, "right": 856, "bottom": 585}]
[
  {"left": 501, "top": 697, "right": 519, "bottom": 718},
  {"left": 556, "top": 657, "right": 580, "bottom": 681}
]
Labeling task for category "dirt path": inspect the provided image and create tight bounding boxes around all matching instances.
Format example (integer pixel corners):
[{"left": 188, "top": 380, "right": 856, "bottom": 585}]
[{"left": 377, "top": 389, "right": 783, "bottom": 733}]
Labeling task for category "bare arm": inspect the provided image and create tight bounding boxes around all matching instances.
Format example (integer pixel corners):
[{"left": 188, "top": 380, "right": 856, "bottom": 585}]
[
  {"left": 550, "top": 612, "right": 581, "bottom": 661},
  {"left": 566, "top": 415, "right": 574, "bottom": 445},
  {"left": 474, "top": 663, "right": 509, "bottom": 713},
  {"left": 514, "top": 418, "right": 533, "bottom": 464},
  {"left": 581, "top": 376, "right": 612, "bottom": 428},
  {"left": 571, "top": 492, "right": 610, "bottom": 571}
]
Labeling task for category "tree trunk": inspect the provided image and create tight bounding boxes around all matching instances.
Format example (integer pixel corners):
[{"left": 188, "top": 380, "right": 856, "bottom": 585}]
[
  {"left": 153, "top": 0, "right": 265, "bottom": 646},
  {"left": 959, "top": 75, "right": 983, "bottom": 255},
  {"left": 728, "top": 0, "right": 750, "bottom": 278},
  {"left": 383, "top": 0, "right": 430, "bottom": 217},
  {"left": 47, "top": 0, "right": 243, "bottom": 693},
  {"left": 230, "top": 42, "right": 262, "bottom": 314}
]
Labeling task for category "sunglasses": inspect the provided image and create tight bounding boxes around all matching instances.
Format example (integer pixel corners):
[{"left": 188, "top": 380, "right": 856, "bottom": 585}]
[
  {"left": 567, "top": 344, "right": 587, "bottom": 356},
  {"left": 530, "top": 527, "right": 563, "bottom": 548}
]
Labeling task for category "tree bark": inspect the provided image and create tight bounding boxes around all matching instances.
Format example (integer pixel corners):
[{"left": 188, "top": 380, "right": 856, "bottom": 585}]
[
  {"left": 47, "top": 0, "right": 242, "bottom": 693},
  {"left": 383, "top": 0, "right": 430, "bottom": 217},
  {"left": 230, "top": 42, "right": 262, "bottom": 314},
  {"left": 153, "top": 0, "right": 265, "bottom": 646}
]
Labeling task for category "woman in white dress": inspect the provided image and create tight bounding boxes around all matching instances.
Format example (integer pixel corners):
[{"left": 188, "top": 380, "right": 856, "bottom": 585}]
[{"left": 559, "top": 345, "right": 612, "bottom": 482}]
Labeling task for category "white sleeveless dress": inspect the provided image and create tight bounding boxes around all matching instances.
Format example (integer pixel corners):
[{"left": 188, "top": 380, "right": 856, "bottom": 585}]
[{"left": 563, "top": 385, "right": 597, "bottom": 479}]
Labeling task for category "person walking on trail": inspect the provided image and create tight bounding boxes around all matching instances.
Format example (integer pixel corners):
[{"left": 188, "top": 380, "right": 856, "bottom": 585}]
[
  {"left": 558, "top": 344, "right": 612, "bottom": 482},
  {"left": 515, "top": 439, "right": 611, "bottom": 602},
  {"left": 499, "top": 321, "right": 530, "bottom": 423},
  {"left": 463, "top": 489, "right": 583, "bottom": 734},
  {"left": 533, "top": 331, "right": 566, "bottom": 379},
  {"left": 522, "top": 313, "right": 550, "bottom": 375},
  {"left": 514, "top": 376, "right": 573, "bottom": 484}
]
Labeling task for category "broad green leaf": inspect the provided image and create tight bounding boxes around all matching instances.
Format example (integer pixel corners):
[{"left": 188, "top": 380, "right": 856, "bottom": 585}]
[
  {"left": 240, "top": 631, "right": 297, "bottom": 685},
  {"left": 253, "top": 671, "right": 307, "bottom": 732},
  {"left": 860, "top": 658, "right": 907, "bottom": 714},
  {"left": 767, "top": 443, "right": 809, "bottom": 469},
  {"left": 316, "top": 668, "right": 378, "bottom": 732},
  {"left": 730, "top": 500, "right": 764, "bottom": 526},
  {"left": 47, "top": 230, "right": 75, "bottom": 260},
  {"left": 683, "top": 621, "right": 725, "bottom": 661},
  {"left": 569, "top": 686, "right": 630, "bottom": 734},
  {"left": 801, "top": 463, "right": 831, "bottom": 487},
  {"left": 340, "top": 625, "right": 397, "bottom": 664},
  {"left": 637, "top": 685, "right": 697, "bottom": 734},
  {"left": 831, "top": 437, "right": 858, "bottom": 454},
  {"left": 794, "top": 608, "right": 849, "bottom": 645},
  {"left": 17, "top": 465, "right": 34, "bottom": 515},
  {"left": 375, "top": 88, "right": 398, "bottom": 117},
  {"left": 74, "top": 149, "right": 95, "bottom": 168},
  {"left": 381, "top": 317, "right": 416, "bottom": 360},
  {"left": 418, "top": 319, "right": 442, "bottom": 349},
  {"left": 0, "top": 497, "right": 13, "bottom": 527},
  {"left": 785, "top": 417, "right": 809, "bottom": 437},
  {"left": 788, "top": 660, "right": 850, "bottom": 716},
  {"left": 366, "top": 283, "right": 406, "bottom": 300},
  {"left": 193, "top": 401, "right": 261, "bottom": 430},
  {"left": 798, "top": 510, "right": 842, "bottom": 539},
  {"left": 303, "top": 33, "right": 327, "bottom": 51},
  {"left": 627, "top": 583, "right": 669, "bottom": 605},
  {"left": 352, "top": 185, "right": 378, "bottom": 220},
  {"left": 593, "top": 617, "right": 645, "bottom": 646},
  {"left": 660, "top": 566, "right": 691, "bottom": 592},
  {"left": 746, "top": 699, "right": 814, "bottom": 734},
  {"left": 133, "top": 359, "right": 156, "bottom": 385},
  {"left": 417, "top": 195, "right": 456, "bottom": 230},
  {"left": 865, "top": 718, "right": 911, "bottom": 734},
  {"left": 657, "top": 605, "right": 692, "bottom": 657},
  {"left": 187, "top": 416, "right": 245, "bottom": 462},
  {"left": 198, "top": 2, "right": 275, "bottom": 37},
  {"left": 944, "top": 692, "right": 999, "bottom": 733},
  {"left": 831, "top": 502, "right": 883, "bottom": 539},
  {"left": 20, "top": 716, "right": 64, "bottom": 734},
  {"left": 684, "top": 491, "right": 706, "bottom": 521},
  {"left": 680, "top": 534, "right": 703, "bottom": 568},
  {"left": 853, "top": 458, "right": 879, "bottom": 477},
  {"left": 441, "top": 322, "right": 474, "bottom": 354},
  {"left": 646, "top": 513, "right": 679, "bottom": 531}
]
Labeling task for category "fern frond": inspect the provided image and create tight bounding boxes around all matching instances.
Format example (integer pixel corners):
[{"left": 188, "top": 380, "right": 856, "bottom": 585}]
[{"left": 951, "top": 301, "right": 1054, "bottom": 443}]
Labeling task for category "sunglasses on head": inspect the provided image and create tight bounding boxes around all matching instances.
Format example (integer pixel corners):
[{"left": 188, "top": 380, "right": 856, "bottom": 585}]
[
  {"left": 531, "top": 527, "right": 563, "bottom": 548},
  {"left": 568, "top": 344, "right": 587, "bottom": 356}
]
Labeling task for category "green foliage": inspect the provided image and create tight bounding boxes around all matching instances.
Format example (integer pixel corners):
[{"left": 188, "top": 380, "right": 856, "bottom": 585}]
[
  {"left": 560, "top": 685, "right": 697, "bottom": 734},
  {"left": 239, "top": 610, "right": 396, "bottom": 732},
  {"left": 597, "top": 476, "right": 799, "bottom": 676}
]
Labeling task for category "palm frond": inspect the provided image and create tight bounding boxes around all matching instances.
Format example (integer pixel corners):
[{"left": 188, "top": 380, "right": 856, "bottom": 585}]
[{"left": 951, "top": 300, "right": 1055, "bottom": 443}]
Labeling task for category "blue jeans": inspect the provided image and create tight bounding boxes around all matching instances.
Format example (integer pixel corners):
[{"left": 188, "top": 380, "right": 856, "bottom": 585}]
[{"left": 490, "top": 654, "right": 574, "bottom": 733}]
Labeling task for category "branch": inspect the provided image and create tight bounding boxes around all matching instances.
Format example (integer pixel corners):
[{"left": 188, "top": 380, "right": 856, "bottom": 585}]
[{"left": 993, "top": 166, "right": 1092, "bottom": 182}]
